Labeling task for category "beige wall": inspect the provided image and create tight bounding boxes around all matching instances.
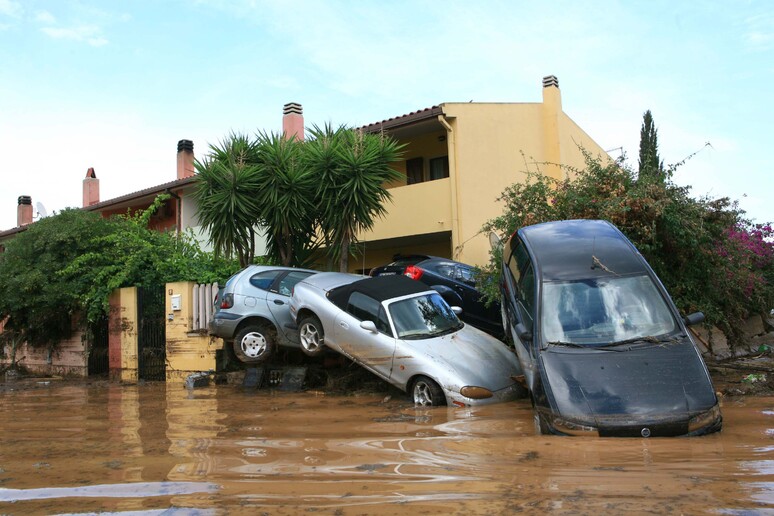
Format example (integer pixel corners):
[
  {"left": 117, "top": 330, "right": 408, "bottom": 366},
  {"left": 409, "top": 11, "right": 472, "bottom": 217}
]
[
  {"left": 165, "top": 281, "right": 222, "bottom": 382},
  {"left": 117, "top": 287, "right": 139, "bottom": 382},
  {"left": 1, "top": 331, "right": 87, "bottom": 377},
  {"left": 360, "top": 178, "right": 453, "bottom": 243},
  {"left": 1, "top": 283, "right": 221, "bottom": 382}
]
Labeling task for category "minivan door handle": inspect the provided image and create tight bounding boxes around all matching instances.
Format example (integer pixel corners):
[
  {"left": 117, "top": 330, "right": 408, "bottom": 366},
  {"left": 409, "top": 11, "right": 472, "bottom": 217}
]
[{"left": 273, "top": 299, "right": 285, "bottom": 305}]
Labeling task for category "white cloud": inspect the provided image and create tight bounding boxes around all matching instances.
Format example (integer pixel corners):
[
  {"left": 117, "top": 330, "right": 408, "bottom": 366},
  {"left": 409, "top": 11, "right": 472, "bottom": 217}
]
[
  {"left": 34, "top": 10, "right": 55, "bottom": 24},
  {"left": 742, "top": 12, "right": 773, "bottom": 51},
  {"left": 40, "top": 25, "right": 108, "bottom": 46},
  {"left": 0, "top": 0, "right": 21, "bottom": 18}
]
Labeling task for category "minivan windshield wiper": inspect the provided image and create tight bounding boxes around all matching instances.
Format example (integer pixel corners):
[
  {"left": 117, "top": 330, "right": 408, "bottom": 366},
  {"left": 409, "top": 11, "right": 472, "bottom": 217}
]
[
  {"left": 545, "top": 341, "right": 624, "bottom": 352},
  {"left": 597, "top": 334, "right": 681, "bottom": 348},
  {"left": 547, "top": 341, "right": 586, "bottom": 348}
]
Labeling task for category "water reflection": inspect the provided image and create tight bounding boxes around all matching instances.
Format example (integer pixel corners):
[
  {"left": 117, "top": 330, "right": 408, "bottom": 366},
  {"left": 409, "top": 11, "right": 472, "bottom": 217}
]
[{"left": 0, "top": 382, "right": 772, "bottom": 513}]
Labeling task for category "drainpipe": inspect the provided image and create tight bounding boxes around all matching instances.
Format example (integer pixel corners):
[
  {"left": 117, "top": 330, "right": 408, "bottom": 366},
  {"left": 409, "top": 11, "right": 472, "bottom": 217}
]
[
  {"left": 437, "top": 114, "right": 462, "bottom": 260},
  {"left": 165, "top": 189, "right": 182, "bottom": 234}
]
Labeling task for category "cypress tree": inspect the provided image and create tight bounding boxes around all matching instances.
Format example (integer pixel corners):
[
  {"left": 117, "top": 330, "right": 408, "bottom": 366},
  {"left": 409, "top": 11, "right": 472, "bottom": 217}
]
[{"left": 638, "top": 110, "right": 665, "bottom": 181}]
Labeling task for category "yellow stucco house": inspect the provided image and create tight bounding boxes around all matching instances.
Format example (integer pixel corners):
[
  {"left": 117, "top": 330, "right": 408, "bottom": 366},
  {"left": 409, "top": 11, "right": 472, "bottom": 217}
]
[{"left": 354, "top": 75, "right": 609, "bottom": 271}]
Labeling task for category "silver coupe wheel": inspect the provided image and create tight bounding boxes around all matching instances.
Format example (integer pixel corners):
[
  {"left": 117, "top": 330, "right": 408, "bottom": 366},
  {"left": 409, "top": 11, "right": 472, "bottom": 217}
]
[
  {"left": 298, "top": 316, "right": 325, "bottom": 357},
  {"left": 412, "top": 376, "right": 445, "bottom": 406}
]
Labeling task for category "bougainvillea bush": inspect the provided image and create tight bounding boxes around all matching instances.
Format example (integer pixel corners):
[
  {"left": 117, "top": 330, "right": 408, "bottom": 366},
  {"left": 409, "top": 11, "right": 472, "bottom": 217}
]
[{"left": 480, "top": 151, "right": 773, "bottom": 345}]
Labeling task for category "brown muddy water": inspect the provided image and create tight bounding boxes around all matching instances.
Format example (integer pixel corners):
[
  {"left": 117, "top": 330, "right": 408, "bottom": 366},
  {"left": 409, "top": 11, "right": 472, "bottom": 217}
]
[{"left": 0, "top": 381, "right": 772, "bottom": 515}]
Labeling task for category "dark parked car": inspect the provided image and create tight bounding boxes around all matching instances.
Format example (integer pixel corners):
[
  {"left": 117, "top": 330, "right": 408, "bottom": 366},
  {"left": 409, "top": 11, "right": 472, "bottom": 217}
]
[
  {"left": 370, "top": 255, "right": 502, "bottom": 338},
  {"left": 499, "top": 219, "right": 722, "bottom": 437},
  {"left": 209, "top": 265, "right": 317, "bottom": 363}
]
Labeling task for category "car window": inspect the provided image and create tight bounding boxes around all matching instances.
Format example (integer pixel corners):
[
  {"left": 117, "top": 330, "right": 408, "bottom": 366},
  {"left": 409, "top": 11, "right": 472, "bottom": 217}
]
[
  {"left": 275, "top": 271, "right": 314, "bottom": 296},
  {"left": 518, "top": 264, "right": 536, "bottom": 333},
  {"left": 249, "top": 270, "right": 283, "bottom": 291},
  {"left": 455, "top": 265, "right": 477, "bottom": 286},
  {"left": 347, "top": 292, "right": 392, "bottom": 336},
  {"left": 390, "top": 256, "right": 426, "bottom": 267},
  {"left": 507, "top": 247, "right": 522, "bottom": 285},
  {"left": 434, "top": 264, "right": 455, "bottom": 279},
  {"left": 388, "top": 293, "right": 461, "bottom": 339}
]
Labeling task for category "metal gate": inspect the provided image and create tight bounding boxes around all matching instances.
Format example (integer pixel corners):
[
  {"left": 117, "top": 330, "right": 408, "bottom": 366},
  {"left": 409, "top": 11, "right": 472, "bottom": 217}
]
[
  {"left": 87, "top": 316, "right": 109, "bottom": 376},
  {"left": 137, "top": 285, "right": 166, "bottom": 381}
]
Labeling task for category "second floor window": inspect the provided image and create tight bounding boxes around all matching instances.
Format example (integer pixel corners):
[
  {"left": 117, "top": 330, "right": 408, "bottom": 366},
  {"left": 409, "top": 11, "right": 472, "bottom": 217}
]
[{"left": 404, "top": 155, "right": 449, "bottom": 184}]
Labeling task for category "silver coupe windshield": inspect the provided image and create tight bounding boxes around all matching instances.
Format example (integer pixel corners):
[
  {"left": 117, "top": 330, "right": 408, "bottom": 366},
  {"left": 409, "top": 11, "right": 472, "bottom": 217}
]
[
  {"left": 541, "top": 274, "right": 677, "bottom": 346},
  {"left": 388, "top": 293, "right": 462, "bottom": 339}
]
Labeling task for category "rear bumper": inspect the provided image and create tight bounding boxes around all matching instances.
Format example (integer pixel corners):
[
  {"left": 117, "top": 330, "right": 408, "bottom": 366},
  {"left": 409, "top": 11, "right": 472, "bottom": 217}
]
[{"left": 208, "top": 312, "right": 242, "bottom": 339}]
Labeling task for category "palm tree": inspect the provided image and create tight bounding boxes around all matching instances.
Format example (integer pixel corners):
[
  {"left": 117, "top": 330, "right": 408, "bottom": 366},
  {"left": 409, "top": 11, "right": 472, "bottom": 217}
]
[
  {"left": 193, "top": 133, "right": 262, "bottom": 267},
  {"left": 253, "top": 131, "right": 318, "bottom": 266},
  {"left": 306, "top": 125, "right": 404, "bottom": 271}
]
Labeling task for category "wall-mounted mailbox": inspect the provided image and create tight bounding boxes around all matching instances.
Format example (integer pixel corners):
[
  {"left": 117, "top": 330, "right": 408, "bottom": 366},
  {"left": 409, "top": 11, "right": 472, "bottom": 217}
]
[{"left": 171, "top": 294, "right": 182, "bottom": 311}]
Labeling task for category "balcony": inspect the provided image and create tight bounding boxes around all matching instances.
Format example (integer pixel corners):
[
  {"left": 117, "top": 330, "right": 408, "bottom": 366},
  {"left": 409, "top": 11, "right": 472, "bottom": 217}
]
[{"left": 359, "top": 178, "right": 452, "bottom": 242}]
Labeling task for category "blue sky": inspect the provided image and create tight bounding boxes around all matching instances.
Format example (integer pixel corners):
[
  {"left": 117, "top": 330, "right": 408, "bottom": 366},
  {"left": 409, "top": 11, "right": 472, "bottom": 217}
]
[{"left": 1, "top": 0, "right": 771, "bottom": 230}]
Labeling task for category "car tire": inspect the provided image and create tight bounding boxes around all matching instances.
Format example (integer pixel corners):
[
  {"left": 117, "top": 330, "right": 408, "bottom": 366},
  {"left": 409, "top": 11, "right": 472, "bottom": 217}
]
[
  {"left": 298, "top": 315, "right": 325, "bottom": 357},
  {"left": 233, "top": 324, "right": 274, "bottom": 364},
  {"left": 411, "top": 376, "right": 446, "bottom": 406}
]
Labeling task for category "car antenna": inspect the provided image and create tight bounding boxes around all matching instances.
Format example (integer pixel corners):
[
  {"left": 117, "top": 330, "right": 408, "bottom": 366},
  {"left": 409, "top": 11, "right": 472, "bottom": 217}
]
[{"left": 590, "top": 237, "right": 618, "bottom": 275}]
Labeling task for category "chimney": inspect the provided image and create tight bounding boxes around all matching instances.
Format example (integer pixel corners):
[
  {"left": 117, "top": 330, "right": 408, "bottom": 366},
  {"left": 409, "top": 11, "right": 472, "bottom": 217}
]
[
  {"left": 282, "top": 103, "right": 304, "bottom": 141},
  {"left": 83, "top": 167, "right": 100, "bottom": 207},
  {"left": 542, "top": 75, "right": 562, "bottom": 112},
  {"left": 177, "top": 139, "right": 195, "bottom": 179},
  {"left": 17, "top": 195, "right": 33, "bottom": 226},
  {"left": 541, "top": 75, "right": 562, "bottom": 181}
]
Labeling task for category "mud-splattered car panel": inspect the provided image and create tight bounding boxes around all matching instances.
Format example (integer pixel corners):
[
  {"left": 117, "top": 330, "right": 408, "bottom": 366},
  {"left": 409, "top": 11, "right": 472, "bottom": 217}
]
[{"left": 290, "top": 273, "right": 526, "bottom": 406}]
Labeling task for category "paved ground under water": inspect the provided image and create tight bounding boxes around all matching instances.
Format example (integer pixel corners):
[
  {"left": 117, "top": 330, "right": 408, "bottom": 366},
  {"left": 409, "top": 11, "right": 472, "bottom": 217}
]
[{"left": 0, "top": 380, "right": 772, "bottom": 515}]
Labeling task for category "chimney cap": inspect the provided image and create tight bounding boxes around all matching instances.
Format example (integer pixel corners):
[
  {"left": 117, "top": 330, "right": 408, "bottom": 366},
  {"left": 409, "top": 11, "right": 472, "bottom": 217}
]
[
  {"left": 542, "top": 75, "right": 559, "bottom": 88},
  {"left": 177, "top": 139, "right": 194, "bottom": 153},
  {"left": 86, "top": 167, "right": 97, "bottom": 179},
  {"left": 283, "top": 102, "right": 303, "bottom": 115},
  {"left": 18, "top": 195, "right": 31, "bottom": 205}
]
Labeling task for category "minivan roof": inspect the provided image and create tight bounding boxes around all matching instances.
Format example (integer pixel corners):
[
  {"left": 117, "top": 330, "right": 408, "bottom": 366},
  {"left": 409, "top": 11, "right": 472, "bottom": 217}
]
[{"left": 518, "top": 219, "right": 650, "bottom": 281}]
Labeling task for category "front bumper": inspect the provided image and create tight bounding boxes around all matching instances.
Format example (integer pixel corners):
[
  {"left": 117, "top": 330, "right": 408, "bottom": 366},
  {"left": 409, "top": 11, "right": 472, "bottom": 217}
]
[
  {"left": 445, "top": 382, "right": 527, "bottom": 407},
  {"left": 538, "top": 404, "right": 723, "bottom": 437}
]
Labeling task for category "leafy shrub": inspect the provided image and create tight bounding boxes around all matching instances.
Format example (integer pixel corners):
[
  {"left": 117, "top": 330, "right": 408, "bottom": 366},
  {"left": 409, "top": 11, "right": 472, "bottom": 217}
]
[{"left": 0, "top": 197, "right": 241, "bottom": 350}]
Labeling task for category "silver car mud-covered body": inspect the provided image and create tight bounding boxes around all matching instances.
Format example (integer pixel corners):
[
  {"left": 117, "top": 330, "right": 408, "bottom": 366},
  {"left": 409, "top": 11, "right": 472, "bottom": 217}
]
[{"left": 290, "top": 272, "right": 525, "bottom": 406}]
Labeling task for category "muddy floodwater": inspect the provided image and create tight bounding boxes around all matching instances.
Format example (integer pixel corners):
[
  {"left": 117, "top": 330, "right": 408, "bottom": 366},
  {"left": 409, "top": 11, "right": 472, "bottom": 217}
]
[{"left": 0, "top": 381, "right": 772, "bottom": 515}]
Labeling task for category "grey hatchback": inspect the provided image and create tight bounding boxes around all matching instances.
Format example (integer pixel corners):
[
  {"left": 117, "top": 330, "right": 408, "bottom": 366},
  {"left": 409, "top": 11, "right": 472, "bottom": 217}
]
[{"left": 209, "top": 265, "right": 317, "bottom": 363}]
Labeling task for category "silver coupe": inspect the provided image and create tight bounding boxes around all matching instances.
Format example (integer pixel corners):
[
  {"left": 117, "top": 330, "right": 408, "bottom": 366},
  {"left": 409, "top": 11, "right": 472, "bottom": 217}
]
[{"left": 289, "top": 272, "right": 526, "bottom": 407}]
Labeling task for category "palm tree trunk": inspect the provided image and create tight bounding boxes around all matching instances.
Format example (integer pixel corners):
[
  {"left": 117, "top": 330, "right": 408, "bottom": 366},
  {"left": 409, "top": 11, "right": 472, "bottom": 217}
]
[{"left": 339, "top": 231, "right": 351, "bottom": 272}]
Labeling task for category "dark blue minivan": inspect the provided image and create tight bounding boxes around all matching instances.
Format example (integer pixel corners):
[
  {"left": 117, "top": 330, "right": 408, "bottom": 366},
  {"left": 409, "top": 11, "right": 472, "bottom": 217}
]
[{"left": 500, "top": 219, "right": 721, "bottom": 437}]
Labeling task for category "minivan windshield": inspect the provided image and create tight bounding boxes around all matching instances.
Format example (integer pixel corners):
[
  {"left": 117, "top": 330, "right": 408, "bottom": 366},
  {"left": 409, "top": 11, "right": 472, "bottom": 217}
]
[{"left": 541, "top": 274, "right": 677, "bottom": 346}]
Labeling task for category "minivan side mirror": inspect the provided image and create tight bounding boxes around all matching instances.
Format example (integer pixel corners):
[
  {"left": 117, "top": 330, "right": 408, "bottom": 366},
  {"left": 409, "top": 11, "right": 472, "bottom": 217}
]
[
  {"left": 683, "top": 312, "right": 705, "bottom": 326},
  {"left": 515, "top": 322, "right": 533, "bottom": 342},
  {"left": 451, "top": 306, "right": 463, "bottom": 315}
]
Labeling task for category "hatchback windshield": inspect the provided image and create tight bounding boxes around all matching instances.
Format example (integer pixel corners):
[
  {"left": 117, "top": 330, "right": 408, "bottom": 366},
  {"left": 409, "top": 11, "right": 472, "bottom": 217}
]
[
  {"left": 388, "top": 293, "right": 462, "bottom": 339},
  {"left": 541, "top": 274, "right": 677, "bottom": 346}
]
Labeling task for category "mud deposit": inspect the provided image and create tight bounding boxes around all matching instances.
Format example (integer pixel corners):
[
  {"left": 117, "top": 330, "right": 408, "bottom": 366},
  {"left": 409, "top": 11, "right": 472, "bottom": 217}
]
[{"left": 0, "top": 381, "right": 772, "bottom": 515}]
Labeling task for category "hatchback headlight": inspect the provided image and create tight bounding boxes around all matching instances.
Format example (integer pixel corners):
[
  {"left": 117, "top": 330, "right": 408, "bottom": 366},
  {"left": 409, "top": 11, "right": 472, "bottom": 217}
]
[
  {"left": 459, "top": 386, "right": 493, "bottom": 399},
  {"left": 551, "top": 415, "right": 598, "bottom": 436},
  {"left": 688, "top": 404, "right": 721, "bottom": 433}
]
